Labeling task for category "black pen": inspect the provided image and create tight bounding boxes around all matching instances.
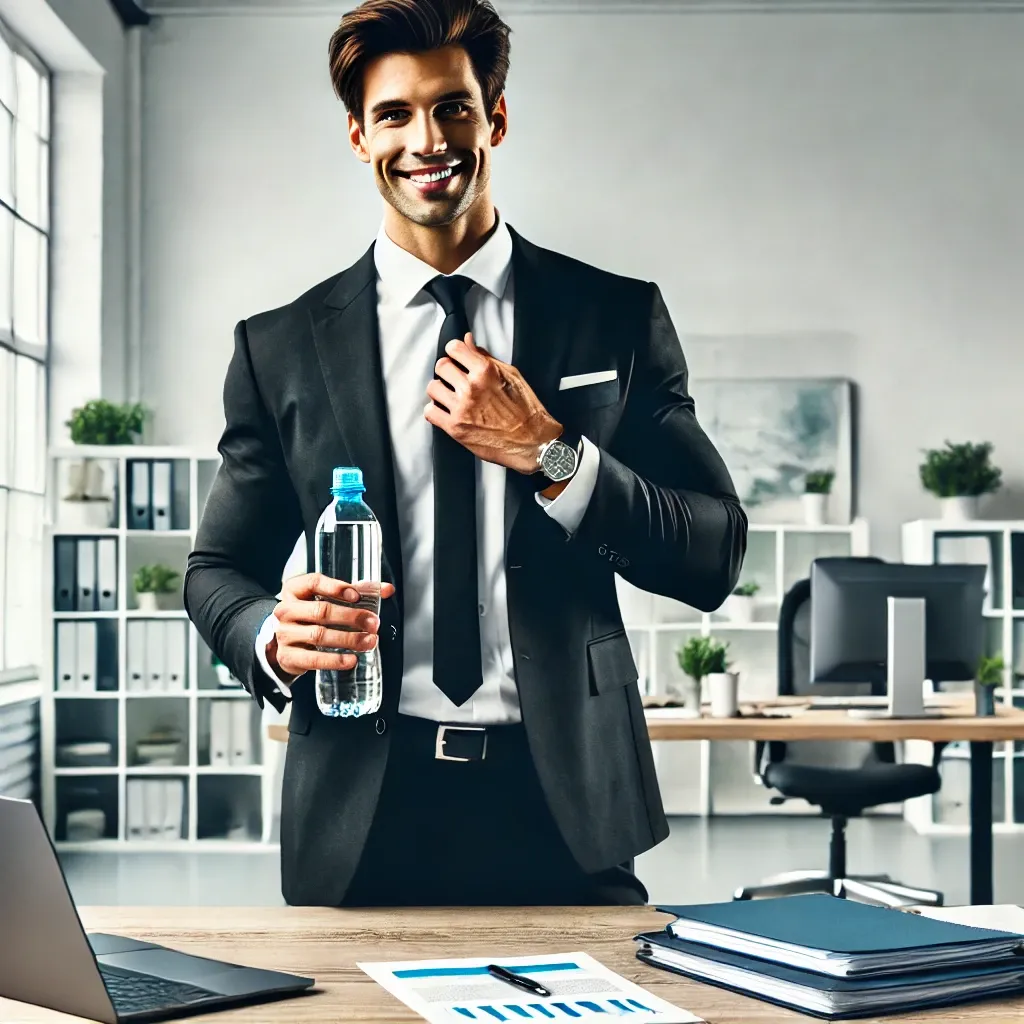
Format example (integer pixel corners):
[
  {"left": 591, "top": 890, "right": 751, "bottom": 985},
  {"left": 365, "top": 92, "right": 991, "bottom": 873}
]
[{"left": 486, "top": 963, "right": 552, "bottom": 998}]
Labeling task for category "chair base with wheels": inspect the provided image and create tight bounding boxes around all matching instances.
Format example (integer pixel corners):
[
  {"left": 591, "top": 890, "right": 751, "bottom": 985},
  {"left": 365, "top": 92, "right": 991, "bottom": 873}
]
[{"left": 734, "top": 815, "right": 944, "bottom": 908}]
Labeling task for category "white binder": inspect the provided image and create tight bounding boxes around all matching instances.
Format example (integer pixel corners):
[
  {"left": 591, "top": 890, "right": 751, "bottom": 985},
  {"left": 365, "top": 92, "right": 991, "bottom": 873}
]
[
  {"left": 163, "top": 778, "right": 184, "bottom": 839},
  {"left": 209, "top": 700, "right": 232, "bottom": 765},
  {"left": 163, "top": 620, "right": 187, "bottom": 692},
  {"left": 75, "top": 621, "right": 97, "bottom": 692},
  {"left": 55, "top": 621, "right": 78, "bottom": 692},
  {"left": 96, "top": 538, "right": 118, "bottom": 611},
  {"left": 75, "top": 539, "right": 97, "bottom": 611},
  {"left": 126, "top": 778, "right": 146, "bottom": 839},
  {"left": 150, "top": 461, "right": 173, "bottom": 531},
  {"left": 144, "top": 619, "right": 166, "bottom": 692},
  {"left": 126, "top": 620, "right": 147, "bottom": 692},
  {"left": 129, "top": 461, "right": 151, "bottom": 529},
  {"left": 143, "top": 779, "right": 164, "bottom": 839},
  {"left": 229, "top": 701, "right": 252, "bottom": 766}
]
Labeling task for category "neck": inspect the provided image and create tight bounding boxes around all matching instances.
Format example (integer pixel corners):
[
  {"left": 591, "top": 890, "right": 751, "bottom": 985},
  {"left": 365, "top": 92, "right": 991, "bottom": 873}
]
[{"left": 383, "top": 198, "right": 498, "bottom": 275}]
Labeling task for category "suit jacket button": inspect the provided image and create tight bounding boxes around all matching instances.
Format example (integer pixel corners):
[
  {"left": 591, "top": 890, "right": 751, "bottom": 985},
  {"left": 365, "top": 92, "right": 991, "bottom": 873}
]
[{"left": 375, "top": 717, "right": 386, "bottom": 735}]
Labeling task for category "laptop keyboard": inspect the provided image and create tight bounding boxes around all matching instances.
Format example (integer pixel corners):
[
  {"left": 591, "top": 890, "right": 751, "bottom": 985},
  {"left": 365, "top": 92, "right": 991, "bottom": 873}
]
[{"left": 99, "top": 964, "right": 219, "bottom": 1015}]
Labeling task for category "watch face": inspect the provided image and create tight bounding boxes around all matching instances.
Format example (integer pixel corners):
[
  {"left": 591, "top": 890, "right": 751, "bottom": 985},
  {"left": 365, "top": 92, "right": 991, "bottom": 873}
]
[{"left": 541, "top": 440, "right": 577, "bottom": 482}]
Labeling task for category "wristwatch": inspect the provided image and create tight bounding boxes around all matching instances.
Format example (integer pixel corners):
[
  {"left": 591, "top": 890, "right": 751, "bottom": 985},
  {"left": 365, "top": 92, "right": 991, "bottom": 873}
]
[{"left": 535, "top": 429, "right": 582, "bottom": 488}]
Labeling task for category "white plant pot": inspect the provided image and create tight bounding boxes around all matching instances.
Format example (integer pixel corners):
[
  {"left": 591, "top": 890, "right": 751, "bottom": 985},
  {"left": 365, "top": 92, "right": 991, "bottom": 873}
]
[
  {"left": 59, "top": 498, "right": 113, "bottom": 529},
  {"left": 707, "top": 671, "right": 740, "bottom": 718},
  {"left": 802, "top": 492, "right": 828, "bottom": 526},
  {"left": 726, "top": 594, "right": 755, "bottom": 625},
  {"left": 940, "top": 495, "right": 979, "bottom": 522},
  {"left": 136, "top": 591, "right": 160, "bottom": 612}
]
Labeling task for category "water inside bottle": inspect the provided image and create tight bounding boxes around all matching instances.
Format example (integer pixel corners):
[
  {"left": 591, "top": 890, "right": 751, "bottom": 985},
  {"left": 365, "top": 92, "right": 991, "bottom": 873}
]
[{"left": 315, "top": 518, "right": 383, "bottom": 717}]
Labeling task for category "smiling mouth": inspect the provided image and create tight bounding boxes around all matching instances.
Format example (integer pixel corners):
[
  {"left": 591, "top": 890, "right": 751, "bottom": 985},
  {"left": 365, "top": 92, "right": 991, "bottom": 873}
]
[{"left": 393, "top": 160, "right": 468, "bottom": 189}]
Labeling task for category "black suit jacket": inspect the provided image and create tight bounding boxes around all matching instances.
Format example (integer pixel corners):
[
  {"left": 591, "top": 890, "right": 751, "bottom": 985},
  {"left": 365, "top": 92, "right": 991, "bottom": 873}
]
[{"left": 184, "top": 225, "right": 747, "bottom": 906}]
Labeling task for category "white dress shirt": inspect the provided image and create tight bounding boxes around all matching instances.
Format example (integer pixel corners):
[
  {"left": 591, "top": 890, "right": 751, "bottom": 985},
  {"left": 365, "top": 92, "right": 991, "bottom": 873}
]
[{"left": 254, "top": 214, "right": 600, "bottom": 724}]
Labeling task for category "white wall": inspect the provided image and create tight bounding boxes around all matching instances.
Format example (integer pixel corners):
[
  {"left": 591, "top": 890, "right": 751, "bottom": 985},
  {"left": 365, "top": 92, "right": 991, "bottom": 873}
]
[
  {"left": 138, "top": 9, "right": 1024, "bottom": 557},
  {"left": 43, "top": 0, "right": 130, "bottom": 404}
]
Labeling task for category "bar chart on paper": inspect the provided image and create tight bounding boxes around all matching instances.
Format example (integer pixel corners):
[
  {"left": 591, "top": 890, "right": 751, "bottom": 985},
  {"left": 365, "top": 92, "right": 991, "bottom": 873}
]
[{"left": 358, "top": 952, "right": 703, "bottom": 1024}]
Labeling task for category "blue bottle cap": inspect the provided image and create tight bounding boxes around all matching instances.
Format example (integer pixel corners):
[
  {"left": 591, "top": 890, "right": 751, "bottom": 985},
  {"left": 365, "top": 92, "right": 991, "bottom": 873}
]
[{"left": 332, "top": 466, "right": 364, "bottom": 493}]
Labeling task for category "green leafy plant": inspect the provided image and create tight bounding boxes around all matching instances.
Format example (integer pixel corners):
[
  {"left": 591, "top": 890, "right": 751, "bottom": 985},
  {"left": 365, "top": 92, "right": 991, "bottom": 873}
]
[
  {"left": 66, "top": 400, "right": 146, "bottom": 445},
  {"left": 804, "top": 470, "right": 835, "bottom": 495},
  {"left": 133, "top": 564, "right": 179, "bottom": 595},
  {"left": 919, "top": 441, "right": 1002, "bottom": 498},
  {"left": 733, "top": 581, "right": 760, "bottom": 598},
  {"left": 976, "top": 654, "right": 1005, "bottom": 687},
  {"left": 678, "top": 636, "right": 731, "bottom": 681}
]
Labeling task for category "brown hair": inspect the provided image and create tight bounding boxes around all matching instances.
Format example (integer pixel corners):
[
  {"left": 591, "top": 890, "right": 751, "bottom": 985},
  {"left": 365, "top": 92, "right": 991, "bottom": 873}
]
[{"left": 328, "top": 0, "right": 512, "bottom": 127}]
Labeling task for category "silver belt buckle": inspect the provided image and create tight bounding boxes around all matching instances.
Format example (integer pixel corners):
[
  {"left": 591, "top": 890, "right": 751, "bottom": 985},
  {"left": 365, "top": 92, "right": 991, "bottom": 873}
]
[{"left": 435, "top": 724, "right": 488, "bottom": 762}]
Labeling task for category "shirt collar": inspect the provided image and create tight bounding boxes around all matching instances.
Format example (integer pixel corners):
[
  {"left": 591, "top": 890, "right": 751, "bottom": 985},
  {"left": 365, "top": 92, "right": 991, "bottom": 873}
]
[{"left": 373, "top": 212, "right": 513, "bottom": 309}]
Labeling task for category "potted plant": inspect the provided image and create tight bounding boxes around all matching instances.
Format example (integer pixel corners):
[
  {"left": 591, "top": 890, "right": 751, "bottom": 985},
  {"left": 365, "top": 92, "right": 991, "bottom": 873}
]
[
  {"left": 975, "top": 654, "right": 1004, "bottom": 717},
  {"left": 62, "top": 400, "right": 147, "bottom": 529},
  {"left": 919, "top": 441, "right": 1001, "bottom": 522},
  {"left": 802, "top": 469, "right": 835, "bottom": 526},
  {"left": 725, "top": 581, "right": 759, "bottom": 624},
  {"left": 678, "top": 635, "right": 738, "bottom": 717},
  {"left": 133, "top": 563, "right": 180, "bottom": 611}
]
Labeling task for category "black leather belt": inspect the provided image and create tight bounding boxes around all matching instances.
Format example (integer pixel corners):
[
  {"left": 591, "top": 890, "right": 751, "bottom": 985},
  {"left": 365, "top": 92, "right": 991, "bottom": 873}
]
[{"left": 395, "top": 714, "right": 524, "bottom": 763}]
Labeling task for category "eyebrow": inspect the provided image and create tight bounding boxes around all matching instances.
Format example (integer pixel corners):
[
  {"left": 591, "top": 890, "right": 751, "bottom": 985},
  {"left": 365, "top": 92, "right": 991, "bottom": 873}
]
[{"left": 368, "top": 89, "right": 475, "bottom": 120}]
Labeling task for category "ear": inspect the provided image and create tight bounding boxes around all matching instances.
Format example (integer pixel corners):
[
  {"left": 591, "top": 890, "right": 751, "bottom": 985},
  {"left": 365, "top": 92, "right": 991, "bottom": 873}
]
[
  {"left": 348, "top": 112, "right": 371, "bottom": 163},
  {"left": 489, "top": 94, "right": 508, "bottom": 148}
]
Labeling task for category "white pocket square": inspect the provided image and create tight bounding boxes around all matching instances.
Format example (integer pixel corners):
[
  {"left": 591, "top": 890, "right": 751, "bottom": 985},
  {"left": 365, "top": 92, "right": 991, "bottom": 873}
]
[{"left": 558, "top": 369, "right": 618, "bottom": 391}]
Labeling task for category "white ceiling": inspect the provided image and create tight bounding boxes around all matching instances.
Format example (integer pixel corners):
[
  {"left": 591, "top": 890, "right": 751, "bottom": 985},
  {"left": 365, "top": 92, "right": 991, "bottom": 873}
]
[{"left": 138, "top": 0, "right": 1024, "bottom": 14}]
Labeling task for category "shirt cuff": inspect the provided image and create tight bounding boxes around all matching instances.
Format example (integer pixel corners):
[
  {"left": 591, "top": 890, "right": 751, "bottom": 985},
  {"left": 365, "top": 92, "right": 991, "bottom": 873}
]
[
  {"left": 535, "top": 434, "right": 600, "bottom": 536},
  {"left": 254, "top": 611, "right": 297, "bottom": 697}
]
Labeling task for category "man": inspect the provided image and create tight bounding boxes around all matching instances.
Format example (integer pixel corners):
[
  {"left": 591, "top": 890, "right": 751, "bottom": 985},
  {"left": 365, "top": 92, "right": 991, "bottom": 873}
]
[{"left": 184, "top": 0, "right": 747, "bottom": 908}]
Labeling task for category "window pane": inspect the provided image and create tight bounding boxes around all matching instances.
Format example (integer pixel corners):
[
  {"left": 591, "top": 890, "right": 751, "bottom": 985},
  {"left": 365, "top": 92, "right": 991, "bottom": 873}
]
[
  {"left": 0, "top": 35, "right": 12, "bottom": 115},
  {"left": 38, "top": 233, "right": 48, "bottom": 347},
  {"left": 38, "top": 139, "right": 48, "bottom": 233},
  {"left": 13, "top": 354, "right": 44, "bottom": 494},
  {"left": 0, "top": 488, "right": 6, "bottom": 671},
  {"left": 14, "top": 120, "right": 39, "bottom": 226},
  {"left": 0, "top": 107, "right": 11, "bottom": 209},
  {"left": 0, "top": 205, "right": 11, "bottom": 333},
  {"left": 39, "top": 69, "right": 48, "bottom": 141},
  {"left": 4, "top": 489, "right": 43, "bottom": 671},
  {"left": 0, "top": 347, "right": 9, "bottom": 487},
  {"left": 14, "top": 54, "right": 40, "bottom": 135},
  {"left": 12, "top": 218, "right": 39, "bottom": 344}
]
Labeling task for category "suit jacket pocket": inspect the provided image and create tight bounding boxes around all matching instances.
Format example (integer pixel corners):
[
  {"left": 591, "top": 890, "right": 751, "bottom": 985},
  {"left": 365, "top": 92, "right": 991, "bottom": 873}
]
[
  {"left": 558, "top": 377, "right": 620, "bottom": 412},
  {"left": 587, "top": 629, "right": 638, "bottom": 696}
]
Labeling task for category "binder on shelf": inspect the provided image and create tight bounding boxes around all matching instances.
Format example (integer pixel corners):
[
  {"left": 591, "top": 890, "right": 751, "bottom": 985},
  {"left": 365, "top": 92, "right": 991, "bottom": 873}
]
[
  {"left": 126, "top": 778, "right": 145, "bottom": 840},
  {"left": 126, "top": 620, "right": 146, "bottom": 692},
  {"left": 144, "top": 619, "right": 166, "bottom": 692},
  {"left": 54, "top": 538, "right": 77, "bottom": 611},
  {"left": 150, "top": 460, "right": 173, "bottom": 530},
  {"left": 163, "top": 778, "right": 185, "bottom": 839},
  {"left": 75, "top": 539, "right": 97, "bottom": 612},
  {"left": 96, "top": 538, "right": 118, "bottom": 611},
  {"left": 75, "top": 621, "right": 97, "bottom": 693},
  {"left": 128, "top": 460, "right": 152, "bottom": 530},
  {"left": 126, "top": 778, "right": 186, "bottom": 841},
  {"left": 209, "top": 700, "right": 232, "bottom": 765},
  {"left": 164, "top": 620, "right": 188, "bottom": 692},
  {"left": 55, "top": 621, "right": 77, "bottom": 692},
  {"left": 230, "top": 700, "right": 253, "bottom": 766}
]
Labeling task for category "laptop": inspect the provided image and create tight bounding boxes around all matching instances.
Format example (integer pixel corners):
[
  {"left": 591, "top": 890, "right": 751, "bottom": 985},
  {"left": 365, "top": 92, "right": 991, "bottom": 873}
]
[{"left": 0, "top": 795, "right": 315, "bottom": 1023}]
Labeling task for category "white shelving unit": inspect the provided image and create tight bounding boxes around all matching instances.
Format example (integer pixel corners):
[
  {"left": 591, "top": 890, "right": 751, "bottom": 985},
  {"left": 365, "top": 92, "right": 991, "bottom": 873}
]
[
  {"left": 40, "top": 446, "right": 274, "bottom": 851},
  {"left": 617, "top": 519, "right": 871, "bottom": 816},
  {"left": 901, "top": 519, "right": 1024, "bottom": 836}
]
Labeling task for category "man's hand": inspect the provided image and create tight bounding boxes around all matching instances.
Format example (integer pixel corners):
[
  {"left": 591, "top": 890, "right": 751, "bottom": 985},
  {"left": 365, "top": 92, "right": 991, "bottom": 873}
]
[
  {"left": 424, "top": 332, "right": 562, "bottom": 476},
  {"left": 265, "top": 573, "right": 396, "bottom": 679}
]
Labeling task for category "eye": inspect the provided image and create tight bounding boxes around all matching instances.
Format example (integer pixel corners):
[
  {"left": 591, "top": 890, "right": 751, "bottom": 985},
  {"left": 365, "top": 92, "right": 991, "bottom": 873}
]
[
  {"left": 377, "top": 109, "right": 406, "bottom": 123},
  {"left": 437, "top": 102, "right": 470, "bottom": 116}
]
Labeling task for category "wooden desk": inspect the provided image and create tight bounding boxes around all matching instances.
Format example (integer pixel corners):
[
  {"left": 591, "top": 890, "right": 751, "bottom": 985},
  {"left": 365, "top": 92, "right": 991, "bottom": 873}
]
[
  {"left": 267, "top": 698, "right": 1024, "bottom": 905},
  {"left": 5, "top": 906, "right": 1024, "bottom": 1023}
]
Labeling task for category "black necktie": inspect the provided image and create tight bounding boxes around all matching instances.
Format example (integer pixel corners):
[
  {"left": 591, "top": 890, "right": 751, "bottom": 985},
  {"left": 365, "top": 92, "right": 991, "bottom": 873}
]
[{"left": 424, "top": 274, "right": 483, "bottom": 707}]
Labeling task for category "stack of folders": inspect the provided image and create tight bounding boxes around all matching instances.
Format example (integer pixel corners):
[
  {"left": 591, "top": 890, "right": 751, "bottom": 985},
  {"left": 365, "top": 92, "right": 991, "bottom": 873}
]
[
  {"left": 125, "top": 620, "right": 189, "bottom": 692},
  {"left": 126, "top": 777, "right": 186, "bottom": 841},
  {"left": 207, "top": 699, "right": 255, "bottom": 767},
  {"left": 55, "top": 620, "right": 117, "bottom": 692},
  {"left": 128, "top": 459, "right": 176, "bottom": 530},
  {"left": 635, "top": 894, "right": 1024, "bottom": 1019},
  {"left": 54, "top": 537, "right": 118, "bottom": 612}
]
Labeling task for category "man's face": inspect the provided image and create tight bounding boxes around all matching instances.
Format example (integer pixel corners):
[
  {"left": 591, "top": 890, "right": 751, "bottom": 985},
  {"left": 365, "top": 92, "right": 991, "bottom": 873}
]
[{"left": 349, "top": 44, "right": 506, "bottom": 228}]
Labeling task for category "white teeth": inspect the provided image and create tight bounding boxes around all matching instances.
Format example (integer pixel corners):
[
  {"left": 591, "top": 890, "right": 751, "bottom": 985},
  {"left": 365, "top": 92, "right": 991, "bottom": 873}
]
[{"left": 409, "top": 165, "right": 457, "bottom": 183}]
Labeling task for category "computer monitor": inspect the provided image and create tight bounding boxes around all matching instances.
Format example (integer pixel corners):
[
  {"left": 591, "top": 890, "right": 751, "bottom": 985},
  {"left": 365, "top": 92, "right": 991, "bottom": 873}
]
[{"left": 809, "top": 560, "right": 986, "bottom": 718}]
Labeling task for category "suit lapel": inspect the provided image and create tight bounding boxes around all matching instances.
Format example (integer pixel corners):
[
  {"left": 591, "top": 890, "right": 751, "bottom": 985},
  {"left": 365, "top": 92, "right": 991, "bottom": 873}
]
[
  {"left": 504, "top": 225, "right": 576, "bottom": 552},
  {"left": 310, "top": 243, "right": 404, "bottom": 622}
]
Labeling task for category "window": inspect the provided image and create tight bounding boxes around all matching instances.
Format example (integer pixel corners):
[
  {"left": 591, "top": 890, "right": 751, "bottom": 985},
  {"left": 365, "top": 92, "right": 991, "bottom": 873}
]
[{"left": 0, "top": 19, "right": 49, "bottom": 680}]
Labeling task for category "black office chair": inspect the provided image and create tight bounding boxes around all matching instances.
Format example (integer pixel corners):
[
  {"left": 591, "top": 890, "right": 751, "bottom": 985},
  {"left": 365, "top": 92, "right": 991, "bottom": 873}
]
[{"left": 733, "top": 557, "right": 945, "bottom": 908}]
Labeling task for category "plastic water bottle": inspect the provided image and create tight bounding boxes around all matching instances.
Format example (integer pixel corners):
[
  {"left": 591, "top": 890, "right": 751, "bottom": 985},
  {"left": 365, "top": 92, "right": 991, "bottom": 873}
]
[{"left": 313, "top": 466, "right": 383, "bottom": 717}]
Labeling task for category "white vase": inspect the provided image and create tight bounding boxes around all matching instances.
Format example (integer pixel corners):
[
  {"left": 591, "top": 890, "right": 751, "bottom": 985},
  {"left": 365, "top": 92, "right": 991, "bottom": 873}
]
[
  {"left": 707, "top": 671, "right": 740, "bottom": 718},
  {"left": 726, "top": 594, "right": 755, "bottom": 625},
  {"left": 59, "top": 498, "right": 114, "bottom": 529},
  {"left": 136, "top": 591, "right": 159, "bottom": 612},
  {"left": 940, "top": 495, "right": 979, "bottom": 522},
  {"left": 802, "top": 492, "right": 828, "bottom": 526}
]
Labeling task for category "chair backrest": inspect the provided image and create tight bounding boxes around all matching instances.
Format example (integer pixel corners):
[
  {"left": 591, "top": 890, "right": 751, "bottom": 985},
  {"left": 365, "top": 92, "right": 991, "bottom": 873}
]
[{"left": 776, "top": 556, "right": 891, "bottom": 769}]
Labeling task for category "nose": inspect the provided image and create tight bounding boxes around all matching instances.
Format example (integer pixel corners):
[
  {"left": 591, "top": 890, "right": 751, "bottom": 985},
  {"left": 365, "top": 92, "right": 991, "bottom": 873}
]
[{"left": 409, "top": 110, "right": 448, "bottom": 159}]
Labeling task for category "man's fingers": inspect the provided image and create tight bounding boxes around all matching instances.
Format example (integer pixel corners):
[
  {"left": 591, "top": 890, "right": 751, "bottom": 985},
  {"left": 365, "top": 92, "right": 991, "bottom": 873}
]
[
  {"left": 275, "top": 598, "right": 380, "bottom": 631},
  {"left": 284, "top": 572, "right": 358, "bottom": 602},
  {"left": 276, "top": 622, "right": 378, "bottom": 653},
  {"left": 278, "top": 647, "right": 359, "bottom": 675}
]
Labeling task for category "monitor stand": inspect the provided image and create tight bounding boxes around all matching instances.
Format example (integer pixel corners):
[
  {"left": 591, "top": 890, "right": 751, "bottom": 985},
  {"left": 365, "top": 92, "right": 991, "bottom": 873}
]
[{"left": 847, "top": 597, "right": 945, "bottom": 719}]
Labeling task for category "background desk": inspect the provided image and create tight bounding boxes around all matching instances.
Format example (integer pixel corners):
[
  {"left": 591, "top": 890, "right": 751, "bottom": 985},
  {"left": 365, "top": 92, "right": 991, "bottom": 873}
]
[
  {"left": 267, "top": 699, "right": 1024, "bottom": 905},
  {"left": 5, "top": 906, "right": 1024, "bottom": 1023}
]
